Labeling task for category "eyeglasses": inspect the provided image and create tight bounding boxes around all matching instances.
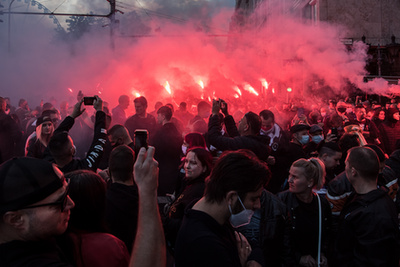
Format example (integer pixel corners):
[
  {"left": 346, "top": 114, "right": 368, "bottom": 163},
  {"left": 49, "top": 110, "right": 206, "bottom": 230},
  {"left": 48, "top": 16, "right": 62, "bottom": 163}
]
[{"left": 21, "top": 185, "right": 70, "bottom": 212}]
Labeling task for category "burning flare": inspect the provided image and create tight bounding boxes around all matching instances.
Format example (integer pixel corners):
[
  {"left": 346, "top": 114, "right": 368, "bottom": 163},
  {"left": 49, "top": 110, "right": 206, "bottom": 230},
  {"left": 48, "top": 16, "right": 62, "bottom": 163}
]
[
  {"left": 233, "top": 86, "right": 242, "bottom": 96},
  {"left": 260, "top": 79, "right": 269, "bottom": 90},
  {"left": 198, "top": 80, "right": 204, "bottom": 89},
  {"left": 164, "top": 81, "right": 172, "bottom": 95},
  {"left": 244, "top": 84, "right": 259, "bottom": 96}
]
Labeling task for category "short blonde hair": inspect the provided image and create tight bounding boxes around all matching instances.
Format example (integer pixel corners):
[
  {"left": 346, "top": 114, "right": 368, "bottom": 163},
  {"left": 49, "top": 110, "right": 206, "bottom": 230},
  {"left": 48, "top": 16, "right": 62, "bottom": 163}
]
[{"left": 292, "top": 158, "right": 326, "bottom": 189}]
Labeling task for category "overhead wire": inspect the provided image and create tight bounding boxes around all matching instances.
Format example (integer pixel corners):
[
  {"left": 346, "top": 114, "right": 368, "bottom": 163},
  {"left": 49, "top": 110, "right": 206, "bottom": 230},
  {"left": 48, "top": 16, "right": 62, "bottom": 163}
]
[{"left": 117, "top": 0, "right": 229, "bottom": 33}]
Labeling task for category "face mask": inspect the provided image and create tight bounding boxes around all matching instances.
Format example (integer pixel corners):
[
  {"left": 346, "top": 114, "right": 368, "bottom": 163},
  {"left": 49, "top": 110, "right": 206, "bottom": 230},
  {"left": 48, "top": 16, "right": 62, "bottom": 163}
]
[
  {"left": 312, "top": 135, "right": 324, "bottom": 144},
  {"left": 260, "top": 125, "right": 273, "bottom": 136},
  {"left": 297, "top": 135, "right": 310, "bottom": 145},
  {"left": 228, "top": 195, "right": 254, "bottom": 228},
  {"left": 182, "top": 145, "right": 188, "bottom": 155}
]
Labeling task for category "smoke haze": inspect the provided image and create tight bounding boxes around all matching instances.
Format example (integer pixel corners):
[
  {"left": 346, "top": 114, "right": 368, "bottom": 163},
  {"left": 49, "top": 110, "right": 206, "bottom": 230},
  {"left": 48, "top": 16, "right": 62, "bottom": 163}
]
[{"left": 0, "top": 0, "right": 396, "bottom": 114}]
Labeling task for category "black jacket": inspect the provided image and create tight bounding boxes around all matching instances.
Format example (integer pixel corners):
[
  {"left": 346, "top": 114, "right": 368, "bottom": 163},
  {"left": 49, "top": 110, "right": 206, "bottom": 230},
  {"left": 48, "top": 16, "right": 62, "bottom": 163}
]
[
  {"left": 237, "top": 190, "right": 288, "bottom": 267},
  {"left": 277, "top": 190, "right": 332, "bottom": 266},
  {"left": 334, "top": 188, "right": 400, "bottom": 267},
  {"left": 0, "top": 112, "right": 22, "bottom": 164},
  {"left": 0, "top": 239, "right": 73, "bottom": 267},
  {"left": 208, "top": 114, "right": 270, "bottom": 161},
  {"left": 152, "top": 122, "right": 183, "bottom": 196},
  {"left": 52, "top": 111, "right": 107, "bottom": 173}
]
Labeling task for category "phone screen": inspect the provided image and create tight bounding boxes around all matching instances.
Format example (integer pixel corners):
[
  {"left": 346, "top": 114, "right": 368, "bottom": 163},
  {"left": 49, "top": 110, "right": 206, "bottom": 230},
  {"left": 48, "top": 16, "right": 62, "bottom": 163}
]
[
  {"left": 83, "top": 97, "right": 95, "bottom": 105},
  {"left": 134, "top": 129, "right": 149, "bottom": 154}
]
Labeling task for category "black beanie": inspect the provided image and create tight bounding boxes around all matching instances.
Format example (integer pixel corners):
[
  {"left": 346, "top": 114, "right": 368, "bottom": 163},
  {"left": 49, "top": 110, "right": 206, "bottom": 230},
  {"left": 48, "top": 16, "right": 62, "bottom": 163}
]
[
  {"left": 0, "top": 158, "right": 63, "bottom": 213},
  {"left": 36, "top": 116, "right": 53, "bottom": 128}
]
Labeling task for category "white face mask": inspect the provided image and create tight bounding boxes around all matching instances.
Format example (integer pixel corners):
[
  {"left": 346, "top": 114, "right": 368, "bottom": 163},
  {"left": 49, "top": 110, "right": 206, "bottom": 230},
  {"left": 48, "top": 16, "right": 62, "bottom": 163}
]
[
  {"left": 181, "top": 145, "right": 188, "bottom": 155},
  {"left": 228, "top": 195, "right": 254, "bottom": 228}
]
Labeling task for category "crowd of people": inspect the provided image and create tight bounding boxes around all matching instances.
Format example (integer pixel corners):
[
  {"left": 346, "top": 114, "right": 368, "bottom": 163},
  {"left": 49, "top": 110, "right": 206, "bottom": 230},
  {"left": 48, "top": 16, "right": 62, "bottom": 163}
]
[{"left": 0, "top": 93, "right": 399, "bottom": 267}]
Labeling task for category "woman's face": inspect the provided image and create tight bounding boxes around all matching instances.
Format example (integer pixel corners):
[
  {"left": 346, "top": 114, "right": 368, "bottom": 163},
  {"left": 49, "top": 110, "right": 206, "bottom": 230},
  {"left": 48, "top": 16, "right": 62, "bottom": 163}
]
[
  {"left": 287, "top": 166, "right": 312, "bottom": 194},
  {"left": 184, "top": 151, "right": 206, "bottom": 180},
  {"left": 378, "top": 111, "right": 385, "bottom": 121},
  {"left": 41, "top": 121, "right": 54, "bottom": 135}
]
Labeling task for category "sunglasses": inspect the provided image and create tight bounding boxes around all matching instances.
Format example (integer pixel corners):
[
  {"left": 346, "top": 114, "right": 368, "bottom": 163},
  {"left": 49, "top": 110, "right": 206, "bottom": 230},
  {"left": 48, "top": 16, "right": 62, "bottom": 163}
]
[{"left": 21, "top": 183, "right": 70, "bottom": 212}]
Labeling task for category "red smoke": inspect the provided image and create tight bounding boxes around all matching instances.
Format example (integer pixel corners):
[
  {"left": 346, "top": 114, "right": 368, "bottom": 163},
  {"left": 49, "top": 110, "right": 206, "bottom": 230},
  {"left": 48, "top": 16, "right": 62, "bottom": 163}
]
[{"left": 2, "top": 1, "right": 395, "bottom": 114}]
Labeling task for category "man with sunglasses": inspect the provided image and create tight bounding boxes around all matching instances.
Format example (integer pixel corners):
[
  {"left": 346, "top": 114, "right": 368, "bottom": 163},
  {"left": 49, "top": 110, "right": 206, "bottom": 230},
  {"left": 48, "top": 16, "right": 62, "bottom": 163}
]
[{"left": 0, "top": 157, "right": 75, "bottom": 266}]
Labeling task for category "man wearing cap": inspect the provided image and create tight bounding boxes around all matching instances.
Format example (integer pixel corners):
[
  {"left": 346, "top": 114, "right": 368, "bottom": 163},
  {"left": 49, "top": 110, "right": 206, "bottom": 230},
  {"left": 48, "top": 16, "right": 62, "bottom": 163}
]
[
  {"left": 0, "top": 157, "right": 75, "bottom": 266},
  {"left": 304, "top": 124, "right": 324, "bottom": 158},
  {"left": 287, "top": 123, "right": 310, "bottom": 161}
]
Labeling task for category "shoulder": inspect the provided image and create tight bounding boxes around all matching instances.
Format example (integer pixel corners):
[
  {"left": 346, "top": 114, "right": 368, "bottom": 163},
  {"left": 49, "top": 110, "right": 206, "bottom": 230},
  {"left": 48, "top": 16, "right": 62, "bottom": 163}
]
[
  {"left": 146, "top": 113, "right": 155, "bottom": 120},
  {"left": 276, "top": 190, "right": 294, "bottom": 204}
]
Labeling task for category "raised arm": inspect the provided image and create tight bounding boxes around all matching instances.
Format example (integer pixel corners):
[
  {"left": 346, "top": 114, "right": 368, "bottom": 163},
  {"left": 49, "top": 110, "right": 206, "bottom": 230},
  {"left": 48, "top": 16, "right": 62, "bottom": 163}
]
[{"left": 130, "top": 146, "right": 166, "bottom": 267}]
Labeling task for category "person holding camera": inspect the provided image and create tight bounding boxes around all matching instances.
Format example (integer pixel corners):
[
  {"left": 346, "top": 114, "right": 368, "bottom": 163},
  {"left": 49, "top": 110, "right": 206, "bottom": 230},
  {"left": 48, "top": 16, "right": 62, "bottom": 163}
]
[
  {"left": 47, "top": 96, "right": 107, "bottom": 173},
  {"left": 207, "top": 99, "right": 270, "bottom": 162}
]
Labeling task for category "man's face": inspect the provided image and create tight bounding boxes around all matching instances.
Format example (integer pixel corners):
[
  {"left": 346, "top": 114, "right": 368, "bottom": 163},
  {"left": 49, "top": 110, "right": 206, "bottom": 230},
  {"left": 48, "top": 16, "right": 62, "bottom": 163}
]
[
  {"left": 355, "top": 108, "right": 366, "bottom": 121},
  {"left": 25, "top": 171, "right": 74, "bottom": 239},
  {"left": 294, "top": 129, "right": 309, "bottom": 142},
  {"left": 238, "top": 116, "right": 248, "bottom": 135},
  {"left": 344, "top": 158, "right": 354, "bottom": 183},
  {"left": 121, "top": 98, "right": 130, "bottom": 109},
  {"left": 261, "top": 117, "right": 274, "bottom": 131},
  {"left": 0, "top": 100, "right": 6, "bottom": 111},
  {"left": 49, "top": 113, "right": 60, "bottom": 128},
  {"left": 232, "top": 187, "right": 262, "bottom": 214},
  {"left": 108, "top": 134, "right": 122, "bottom": 148},
  {"left": 20, "top": 101, "right": 28, "bottom": 109},
  {"left": 157, "top": 113, "right": 164, "bottom": 125},
  {"left": 323, "top": 151, "right": 342, "bottom": 170},
  {"left": 320, "top": 107, "right": 327, "bottom": 116},
  {"left": 135, "top": 102, "right": 146, "bottom": 116},
  {"left": 68, "top": 136, "right": 75, "bottom": 156},
  {"left": 199, "top": 107, "right": 211, "bottom": 119}
]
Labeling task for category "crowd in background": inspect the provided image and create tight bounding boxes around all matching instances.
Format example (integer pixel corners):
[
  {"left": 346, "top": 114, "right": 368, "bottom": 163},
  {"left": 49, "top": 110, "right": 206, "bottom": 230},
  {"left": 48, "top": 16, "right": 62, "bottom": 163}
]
[{"left": 0, "top": 92, "right": 399, "bottom": 267}]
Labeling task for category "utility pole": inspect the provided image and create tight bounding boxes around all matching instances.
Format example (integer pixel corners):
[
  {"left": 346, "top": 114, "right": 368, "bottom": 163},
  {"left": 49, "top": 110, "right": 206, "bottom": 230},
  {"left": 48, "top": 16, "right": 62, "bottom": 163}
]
[{"left": 109, "top": 0, "right": 116, "bottom": 50}]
